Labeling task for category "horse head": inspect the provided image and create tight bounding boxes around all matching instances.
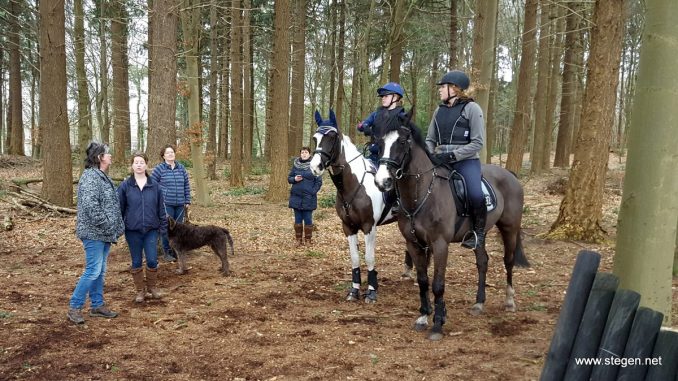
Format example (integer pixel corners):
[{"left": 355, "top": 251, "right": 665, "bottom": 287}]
[
  {"left": 374, "top": 109, "right": 417, "bottom": 192},
  {"left": 310, "top": 109, "right": 341, "bottom": 176}
]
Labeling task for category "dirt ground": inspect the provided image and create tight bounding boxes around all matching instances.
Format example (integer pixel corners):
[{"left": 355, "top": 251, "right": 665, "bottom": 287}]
[{"left": 0, "top": 154, "right": 676, "bottom": 381}]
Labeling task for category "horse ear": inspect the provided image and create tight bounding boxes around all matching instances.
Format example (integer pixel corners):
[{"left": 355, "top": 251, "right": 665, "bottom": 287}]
[
  {"left": 168, "top": 216, "right": 176, "bottom": 230},
  {"left": 405, "top": 106, "right": 416, "bottom": 124},
  {"left": 314, "top": 110, "right": 323, "bottom": 126},
  {"left": 329, "top": 109, "right": 337, "bottom": 127}
]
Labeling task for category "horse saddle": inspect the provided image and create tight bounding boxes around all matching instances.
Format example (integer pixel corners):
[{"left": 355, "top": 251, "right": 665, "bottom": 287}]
[{"left": 450, "top": 171, "right": 497, "bottom": 217}]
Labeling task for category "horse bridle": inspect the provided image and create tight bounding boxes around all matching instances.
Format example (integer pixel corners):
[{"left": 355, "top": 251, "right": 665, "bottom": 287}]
[
  {"left": 313, "top": 131, "right": 341, "bottom": 172},
  {"left": 378, "top": 126, "right": 413, "bottom": 180}
]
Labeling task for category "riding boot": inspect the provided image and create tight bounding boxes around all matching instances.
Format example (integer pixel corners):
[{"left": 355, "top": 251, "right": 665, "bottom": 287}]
[
  {"left": 304, "top": 224, "right": 313, "bottom": 245},
  {"left": 146, "top": 267, "right": 162, "bottom": 299},
  {"left": 130, "top": 267, "right": 145, "bottom": 303},
  {"left": 294, "top": 223, "right": 303, "bottom": 246},
  {"left": 461, "top": 204, "right": 487, "bottom": 250}
]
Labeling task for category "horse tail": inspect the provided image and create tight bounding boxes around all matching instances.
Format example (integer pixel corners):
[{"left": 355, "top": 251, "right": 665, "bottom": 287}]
[
  {"left": 221, "top": 228, "right": 235, "bottom": 256},
  {"left": 513, "top": 230, "right": 530, "bottom": 268}
]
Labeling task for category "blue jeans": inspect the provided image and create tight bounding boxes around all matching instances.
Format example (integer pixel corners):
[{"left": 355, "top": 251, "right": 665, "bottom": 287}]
[
  {"left": 293, "top": 209, "right": 313, "bottom": 225},
  {"left": 125, "top": 230, "right": 159, "bottom": 269},
  {"left": 162, "top": 205, "right": 185, "bottom": 257},
  {"left": 69, "top": 239, "right": 111, "bottom": 309},
  {"left": 451, "top": 158, "right": 484, "bottom": 209}
]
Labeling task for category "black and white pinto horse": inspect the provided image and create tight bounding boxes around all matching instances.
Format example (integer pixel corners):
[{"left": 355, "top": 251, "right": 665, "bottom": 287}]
[{"left": 309, "top": 110, "right": 400, "bottom": 303}]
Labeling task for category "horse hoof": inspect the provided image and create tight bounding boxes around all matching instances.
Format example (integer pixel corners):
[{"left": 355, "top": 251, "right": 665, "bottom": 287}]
[
  {"left": 505, "top": 303, "right": 516, "bottom": 312},
  {"left": 470, "top": 304, "right": 484, "bottom": 316},
  {"left": 364, "top": 289, "right": 377, "bottom": 304},
  {"left": 346, "top": 288, "right": 360, "bottom": 302},
  {"left": 175, "top": 269, "right": 187, "bottom": 275},
  {"left": 414, "top": 323, "right": 428, "bottom": 332},
  {"left": 413, "top": 315, "right": 428, "bottom": 331},
  {"left": 428, "top": 332, "right": 444, "bottom": 341}
]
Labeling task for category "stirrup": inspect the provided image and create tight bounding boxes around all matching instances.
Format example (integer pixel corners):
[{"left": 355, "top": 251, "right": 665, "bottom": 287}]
[{"left": 461, "top": 231, "right": 478, "bottom": 249}]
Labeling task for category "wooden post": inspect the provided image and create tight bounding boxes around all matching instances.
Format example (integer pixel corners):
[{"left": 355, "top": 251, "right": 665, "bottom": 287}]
[
  {"left": 644, "top": 329, "right": 678, "bottom": 381},
  {"left": 540, "top": 250, "right": 601, "bottom": 381},
  {"left": 616, "top": 307, "right": 664, "bottom": 380},
  {"left": 589, "top": 289, "right": 641, "bottom": 380},
  {"left": 564, "top": 272, "right": 619, "bottom": 379}
]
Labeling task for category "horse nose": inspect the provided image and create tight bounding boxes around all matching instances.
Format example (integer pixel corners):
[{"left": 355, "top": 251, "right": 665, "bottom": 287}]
[{"left": 376, "top": 177, "right": 392, "bottom": 192}]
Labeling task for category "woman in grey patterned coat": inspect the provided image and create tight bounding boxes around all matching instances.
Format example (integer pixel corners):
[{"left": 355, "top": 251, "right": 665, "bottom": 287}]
[{"left": 67, "top": 142, "right": 125, "bottom": 324}]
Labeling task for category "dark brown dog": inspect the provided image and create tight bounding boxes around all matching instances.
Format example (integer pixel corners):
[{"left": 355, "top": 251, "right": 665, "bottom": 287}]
[{"left": 167, "top": 217, "right": 234, "bottom": 276}]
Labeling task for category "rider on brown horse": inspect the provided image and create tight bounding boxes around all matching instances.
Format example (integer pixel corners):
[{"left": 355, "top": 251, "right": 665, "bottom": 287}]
[{"left": 426, "top": 70, "right": 487, "bottom": 250}]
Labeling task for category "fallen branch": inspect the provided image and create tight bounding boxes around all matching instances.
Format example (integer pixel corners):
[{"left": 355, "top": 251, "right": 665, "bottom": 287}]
[{"left": 7, "top": 189, "right": 76, "bottom": 214}]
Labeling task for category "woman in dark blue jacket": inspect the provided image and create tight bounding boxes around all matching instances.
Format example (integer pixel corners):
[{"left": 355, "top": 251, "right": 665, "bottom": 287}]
[
  {"left": 288, "top": 147, "right": 322, "bottom": 245},
  {"left": 151, "top": 144, "right": 191, "bottom": 262},
  {"left": 118, "top": 152, "right": 167, "bottom": 303}
]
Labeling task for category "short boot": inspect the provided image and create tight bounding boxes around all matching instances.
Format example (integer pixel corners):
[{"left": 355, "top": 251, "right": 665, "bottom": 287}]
[
  {"left": 461, "top": 205, "right": 488, "bottom": 250},
  {"left": 131, "top": 267, "right": 146, "bottom": 303},
  {"left": 304, "top": 224, "right": 314, "bottom": 245},
  {"left": 294, "top": 223, "right": 304, "bottom": 246},
  {"left": 146, "top": 267, "right": 162, "bottom": 299}
]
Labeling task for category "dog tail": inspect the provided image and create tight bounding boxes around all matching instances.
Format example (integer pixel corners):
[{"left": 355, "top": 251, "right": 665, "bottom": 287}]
[{"left": 222, "top": 228, "right": 235, "bottom": 256}]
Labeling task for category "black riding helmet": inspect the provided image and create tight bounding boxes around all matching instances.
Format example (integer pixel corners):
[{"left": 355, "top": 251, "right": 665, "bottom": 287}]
[{"left": 437, "top": 70, "right": 470, "bottom": 90}]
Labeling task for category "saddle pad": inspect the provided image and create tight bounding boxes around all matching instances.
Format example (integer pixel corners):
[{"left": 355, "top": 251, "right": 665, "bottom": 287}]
[{"left": 451, "top": 172, "right": 497, "bottom": 216}]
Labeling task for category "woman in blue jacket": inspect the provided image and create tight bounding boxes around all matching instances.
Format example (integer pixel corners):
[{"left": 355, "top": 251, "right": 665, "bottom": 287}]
[
  {"left": 118, "top": 152, "right": 167, "bottom": 303},
  {"left": 288, "top": 147, "right": 322, "bottom": 245},
  {"left": 151, "top": 144, "right": 191, "bottom": 262}
]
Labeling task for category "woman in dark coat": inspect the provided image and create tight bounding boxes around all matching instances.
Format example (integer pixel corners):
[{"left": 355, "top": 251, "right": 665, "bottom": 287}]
[{"left": 288, "top": 147, "right": 323, "bottom": 245}]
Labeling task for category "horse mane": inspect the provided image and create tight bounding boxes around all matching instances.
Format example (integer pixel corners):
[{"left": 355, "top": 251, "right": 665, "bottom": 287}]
[{"left": 384, "top": 115, "right": 442, "bottom": 165}]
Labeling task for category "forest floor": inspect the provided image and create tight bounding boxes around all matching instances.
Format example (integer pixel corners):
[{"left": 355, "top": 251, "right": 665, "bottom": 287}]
[{"left": 0, "top": 153, "right": 676, "bottom": 381}]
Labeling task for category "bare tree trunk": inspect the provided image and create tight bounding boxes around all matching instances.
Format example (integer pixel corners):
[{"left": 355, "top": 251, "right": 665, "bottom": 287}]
[
  {"left": 180, "top": 0, "right": 210, "bottom": 205},
  {"left": 348, "top": 20, "right": 358, "bottom": 142},
  {"left": 229, "top": 0, "right": 244, "bottom": 187},
  {"left": 505, "top": 0, "right": 538, "bottom": 173},
  {"left": 553, "top": 1, "right": 582, "bottom": 167},
  {"left": 242, "top": 0, "right": 253, "bottom": 172},
  {"left": 111, "top": 0, "right": 131, "bottom": 165},
  {"left": 146, "top": 0, "right": 178, "bottom": 166},
  {"left": 218, "top": 1, "right": 231, "bottom": 159},
  {"left": 40, "top": 0, "right": 73, "bottom": 206},
  {"left": 0, "top": 47, "right": 4, "bottom": 154},
  {"left": 328, "top": 0, "right": 337, "bottom": 109},
  {"left": 530, "top": 1, "right": 551, "bottom": 175},
  {"left": 542, "top": 4, "right": 564, "bottom": 171},
  {"left": 386, "top": 0, "right": 410, "bottom": 83},
  {"left": 97, "top": 0, "right": 111, "bottom": 144},
  {"left": 335, "top": 0, "right": 346, "bottom": 128},
  {"left": 471, "top": 0, "right": 498, "bottom": 164},
  {"left": 547, "top": 0, "right": 624, "bottom": 242},
  {"left": 613, "top": 0, "right": 678, "bottom": 324},
  {"left": 265, "top": 0, "right": 291, "bottom": 202},
  {"left": 74, "top": 0, "right": 91, "bottom": 171},
  {"left": 449, "top": 0, "right": 459, "bottom": 69},
  {"left": 206, "top": 0, "right": 218, "bottom": 179},
  {"left": 30, "top": 38, "right": 41, "bottom": 159},
  {"left": 8, "top": 0, "right": 24, "bottom": 155},
  {"left": 289, "top": 0, "right": 307, "bottom": 153}
]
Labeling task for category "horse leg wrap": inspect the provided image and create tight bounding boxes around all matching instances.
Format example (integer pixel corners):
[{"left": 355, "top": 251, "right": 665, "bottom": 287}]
[
  {"left": 433, "top": 300, "right": 447, "bottom": 326},
  {"left": 351, "top": 267, "right": 361, "bottom": 286},
  {"left": 367, "top": 269, "right": 378, "bottom": 290}
]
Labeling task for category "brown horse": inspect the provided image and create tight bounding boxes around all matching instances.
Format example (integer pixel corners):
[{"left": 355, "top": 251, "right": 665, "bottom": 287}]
[
  {"left": 309, "top": 110, "right": 401, "bottom": 303},
  {"left": 373, "top": 112, "right": 529, "bottom": 341}
]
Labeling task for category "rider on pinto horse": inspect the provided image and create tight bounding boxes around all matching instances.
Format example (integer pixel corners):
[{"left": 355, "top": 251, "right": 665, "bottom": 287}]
[{"left": 356, "top": 82, "right": 407, "bottom": 212}]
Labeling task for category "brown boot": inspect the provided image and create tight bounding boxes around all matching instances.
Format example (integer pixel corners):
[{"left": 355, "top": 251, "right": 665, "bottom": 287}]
[
  {"left": 294, "top": 223, "right": 303, "bottom": 246},
  {"left": 131, "top": 267, "right": 145, "bottom": 303},
  {"left": 304, "top": 224, "right": 313, "bottom": 245},
  {"left": 146, "top": 267, "right": 162, "bottom": 299}
]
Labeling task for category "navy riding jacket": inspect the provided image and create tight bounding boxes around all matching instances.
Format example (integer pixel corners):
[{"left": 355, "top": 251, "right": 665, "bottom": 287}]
[
  {"left": 117, "top": 176, "right": 168, "bottom": 234},
  {"left": 288, "top": 159, "right": 322, "bottom": 211}
]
